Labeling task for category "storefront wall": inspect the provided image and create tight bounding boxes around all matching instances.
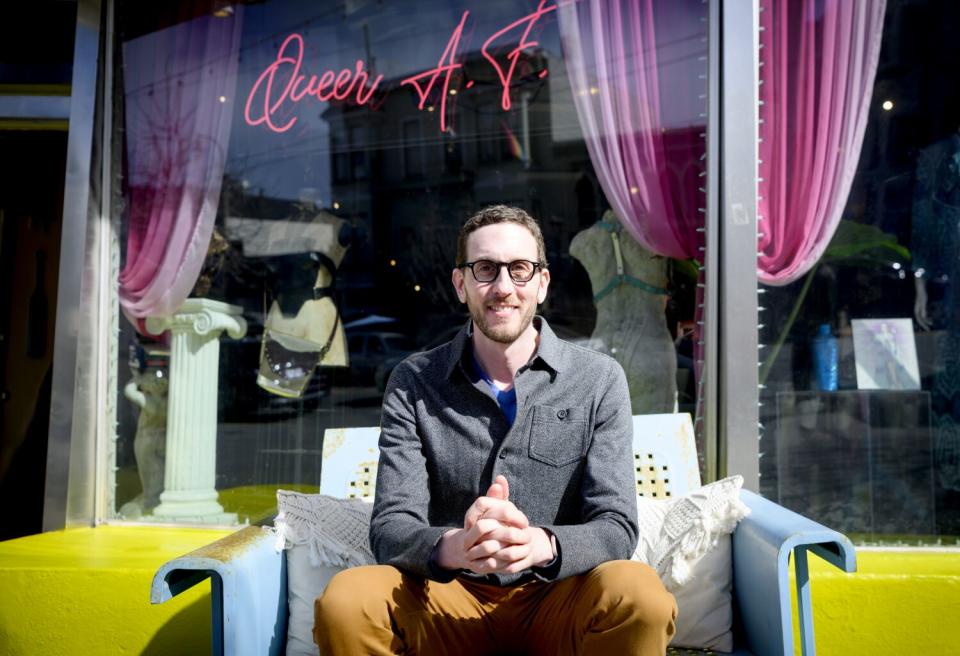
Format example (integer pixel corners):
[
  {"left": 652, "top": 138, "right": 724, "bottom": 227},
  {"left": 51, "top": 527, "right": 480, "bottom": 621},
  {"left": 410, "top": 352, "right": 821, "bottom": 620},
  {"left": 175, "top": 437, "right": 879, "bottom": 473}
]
[{"left": 39, "top": 0, "right": 960, "bottom": 547}]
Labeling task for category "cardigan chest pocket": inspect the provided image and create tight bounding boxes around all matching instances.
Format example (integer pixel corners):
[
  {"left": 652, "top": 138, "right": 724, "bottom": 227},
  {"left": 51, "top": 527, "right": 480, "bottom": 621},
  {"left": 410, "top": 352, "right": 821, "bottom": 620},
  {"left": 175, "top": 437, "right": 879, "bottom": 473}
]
[{"left": 528, "top": 405, "right": 588, "bottom": 467}]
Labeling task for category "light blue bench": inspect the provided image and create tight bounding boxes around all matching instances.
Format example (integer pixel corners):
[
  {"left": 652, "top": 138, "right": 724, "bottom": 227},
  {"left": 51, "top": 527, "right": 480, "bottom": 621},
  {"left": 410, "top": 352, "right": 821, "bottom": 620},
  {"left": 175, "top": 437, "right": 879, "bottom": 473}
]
[{"left": 151, "top": 417, "right": 856, "bottom": 655}]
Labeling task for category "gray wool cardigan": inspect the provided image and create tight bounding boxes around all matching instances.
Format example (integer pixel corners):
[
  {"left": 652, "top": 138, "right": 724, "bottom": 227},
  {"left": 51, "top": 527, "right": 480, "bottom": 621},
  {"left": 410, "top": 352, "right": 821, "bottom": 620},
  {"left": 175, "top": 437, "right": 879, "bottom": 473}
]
[{"left": 369, "top": 316, "right": 639, "bottom": 586}]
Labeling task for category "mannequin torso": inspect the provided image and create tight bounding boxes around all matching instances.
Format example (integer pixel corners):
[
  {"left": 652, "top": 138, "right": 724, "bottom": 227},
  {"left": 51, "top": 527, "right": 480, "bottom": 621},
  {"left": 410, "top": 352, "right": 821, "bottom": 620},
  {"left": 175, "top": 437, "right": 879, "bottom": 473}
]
[{"left": 569, "top": 211, "right": 676, "bottom": 414}]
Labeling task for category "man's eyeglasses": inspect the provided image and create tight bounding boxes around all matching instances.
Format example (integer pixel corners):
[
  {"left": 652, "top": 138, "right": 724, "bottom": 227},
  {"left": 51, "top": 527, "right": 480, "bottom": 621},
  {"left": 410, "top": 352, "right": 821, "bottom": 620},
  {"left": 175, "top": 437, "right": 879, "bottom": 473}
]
[{"left": 458, "top": 259, "right": 544, "bottom": 283}]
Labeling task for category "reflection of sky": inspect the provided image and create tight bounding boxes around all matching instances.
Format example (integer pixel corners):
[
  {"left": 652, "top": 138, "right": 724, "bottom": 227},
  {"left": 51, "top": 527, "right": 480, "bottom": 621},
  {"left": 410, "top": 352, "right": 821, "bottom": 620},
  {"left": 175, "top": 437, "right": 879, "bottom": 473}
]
[{"left": 225, "top": 0, "right": 707, "bottom": 203}]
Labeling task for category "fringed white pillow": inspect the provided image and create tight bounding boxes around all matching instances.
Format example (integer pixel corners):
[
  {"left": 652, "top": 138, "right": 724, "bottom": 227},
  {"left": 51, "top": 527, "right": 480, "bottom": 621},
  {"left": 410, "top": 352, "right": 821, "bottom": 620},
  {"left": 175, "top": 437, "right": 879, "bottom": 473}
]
[
  {"left": 275, "top": 491, "right": 376, "bottom": 656},
  {"left": 632, "top": 475, "right": 750, "bottom": 652}
]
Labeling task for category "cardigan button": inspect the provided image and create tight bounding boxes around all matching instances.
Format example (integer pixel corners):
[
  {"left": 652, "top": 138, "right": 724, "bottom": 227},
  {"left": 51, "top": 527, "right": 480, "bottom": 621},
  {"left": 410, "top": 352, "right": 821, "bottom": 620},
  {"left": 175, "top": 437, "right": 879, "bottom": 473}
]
[{"left": 557, "top": 408, "right": 567, "bottom": 419}]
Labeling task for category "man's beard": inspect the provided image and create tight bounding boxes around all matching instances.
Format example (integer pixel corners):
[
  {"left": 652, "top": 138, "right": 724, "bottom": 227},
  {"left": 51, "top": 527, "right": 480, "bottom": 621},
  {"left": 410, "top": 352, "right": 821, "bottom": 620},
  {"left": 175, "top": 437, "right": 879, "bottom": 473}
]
[{"left": 468, "top": 297, "right": 537, "bottom": 345}]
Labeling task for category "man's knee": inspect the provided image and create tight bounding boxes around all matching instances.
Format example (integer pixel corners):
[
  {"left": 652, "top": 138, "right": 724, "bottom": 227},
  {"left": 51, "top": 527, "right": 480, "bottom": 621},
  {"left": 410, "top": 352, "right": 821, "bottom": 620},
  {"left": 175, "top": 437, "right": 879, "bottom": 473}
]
[
  {"left": 314, "top": 565, "right": 399, "bottom": 634},
  {"left": 588, "top": 560, "right": 677, "bottom": 628}
]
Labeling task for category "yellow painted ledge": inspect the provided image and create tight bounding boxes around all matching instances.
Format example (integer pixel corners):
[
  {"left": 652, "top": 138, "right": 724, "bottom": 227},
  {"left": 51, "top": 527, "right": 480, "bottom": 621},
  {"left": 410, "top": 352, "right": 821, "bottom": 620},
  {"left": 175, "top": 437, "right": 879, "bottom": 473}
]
[
  {"left": 0, "top": 526, "right": 232, "bottom": 656},
  {"left": 794, "top": 548, "right": 960, "bottom": 656},
  {"left": 1, "top": 526, "right": 957, "bottom": 656}
]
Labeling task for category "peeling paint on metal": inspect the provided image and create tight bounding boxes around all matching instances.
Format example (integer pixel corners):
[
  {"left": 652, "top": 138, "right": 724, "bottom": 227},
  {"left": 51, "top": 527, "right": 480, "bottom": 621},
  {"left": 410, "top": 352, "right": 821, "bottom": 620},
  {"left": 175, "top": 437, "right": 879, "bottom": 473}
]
[{"left": 187, "top": 525, "right": 273, "bottom": 562}]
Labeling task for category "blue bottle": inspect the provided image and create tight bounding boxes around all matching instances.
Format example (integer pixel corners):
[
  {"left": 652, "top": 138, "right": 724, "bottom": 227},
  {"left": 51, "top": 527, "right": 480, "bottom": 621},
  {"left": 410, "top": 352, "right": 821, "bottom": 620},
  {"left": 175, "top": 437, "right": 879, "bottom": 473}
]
[{"left": 812, "top": 323, "right": 838, "bottom": 391}]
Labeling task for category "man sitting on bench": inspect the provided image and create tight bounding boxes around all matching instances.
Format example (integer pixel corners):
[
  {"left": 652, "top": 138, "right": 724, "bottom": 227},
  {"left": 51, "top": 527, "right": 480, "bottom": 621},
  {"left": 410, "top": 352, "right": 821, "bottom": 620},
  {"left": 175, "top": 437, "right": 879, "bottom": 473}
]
[{"left": 314, "top": 205, "right": 677, "bottom": 655}]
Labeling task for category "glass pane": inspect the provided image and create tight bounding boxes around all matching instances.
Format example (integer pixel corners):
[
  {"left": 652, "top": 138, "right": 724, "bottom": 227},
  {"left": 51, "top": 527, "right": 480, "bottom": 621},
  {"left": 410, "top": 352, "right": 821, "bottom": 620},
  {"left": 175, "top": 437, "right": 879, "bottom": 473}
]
[
  {"left": 758, "top": 0, "right": 959, "bottom": 545},
  {"left": 112, "top": 0, "right": 708, "bottom": 524}
]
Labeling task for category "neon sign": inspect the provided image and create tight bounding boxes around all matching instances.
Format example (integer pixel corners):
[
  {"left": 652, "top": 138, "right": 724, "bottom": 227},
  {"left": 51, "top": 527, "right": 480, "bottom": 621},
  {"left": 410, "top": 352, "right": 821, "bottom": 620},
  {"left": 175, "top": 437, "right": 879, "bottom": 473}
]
[
  {"left": 244, "top": 33, "right": 382, "bottom": 134},
  {"left": 244, "top": 1, "right": 556, "bottom": 135},
  {"left": 480, "top": 0, "right": 555, "bottom": 111}
]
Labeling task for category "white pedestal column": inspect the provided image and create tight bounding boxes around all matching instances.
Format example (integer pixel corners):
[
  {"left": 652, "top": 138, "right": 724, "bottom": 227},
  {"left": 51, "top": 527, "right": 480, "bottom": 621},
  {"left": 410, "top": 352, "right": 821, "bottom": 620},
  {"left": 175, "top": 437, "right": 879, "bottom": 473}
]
[{"left": 146, "top": 298, "right": 247, "bottom": 524}]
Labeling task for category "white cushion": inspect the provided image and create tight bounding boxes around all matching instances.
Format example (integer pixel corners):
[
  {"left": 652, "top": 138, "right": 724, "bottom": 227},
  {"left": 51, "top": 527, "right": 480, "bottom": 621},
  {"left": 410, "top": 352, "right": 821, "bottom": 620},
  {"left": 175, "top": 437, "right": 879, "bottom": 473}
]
[
  {"left": 631, "top": 475, "right": 750, "bottom": 652},
  {"left": 274, "top": 491, "right": 376, "bottom": 656}
]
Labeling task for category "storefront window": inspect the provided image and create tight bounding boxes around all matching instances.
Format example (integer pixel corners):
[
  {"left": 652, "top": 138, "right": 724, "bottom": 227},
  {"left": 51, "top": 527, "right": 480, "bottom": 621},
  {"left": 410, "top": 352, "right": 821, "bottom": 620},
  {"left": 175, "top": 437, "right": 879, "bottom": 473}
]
[
  {"left": 111, "top": 0, "right": 708, "bottom": 524},
  {"left": 759, "top": 0, "right": 960, "bottom": 544}
]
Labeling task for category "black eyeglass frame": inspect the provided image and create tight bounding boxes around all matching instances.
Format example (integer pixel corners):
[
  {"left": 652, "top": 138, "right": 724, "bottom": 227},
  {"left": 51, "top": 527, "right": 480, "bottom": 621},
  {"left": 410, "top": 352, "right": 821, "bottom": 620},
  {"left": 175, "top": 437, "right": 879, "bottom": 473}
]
[{"left": 457, "top": 259, "right": 546, "bottom": 283}]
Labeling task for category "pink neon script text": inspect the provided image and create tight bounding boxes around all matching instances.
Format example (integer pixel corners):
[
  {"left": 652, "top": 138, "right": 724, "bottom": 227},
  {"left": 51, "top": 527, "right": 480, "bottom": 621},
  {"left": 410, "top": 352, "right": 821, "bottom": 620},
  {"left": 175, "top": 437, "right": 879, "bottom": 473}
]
[
  {"left": 244, "top": 33, "right": 383, "bottom": 134},
  {"left": 482, "top": 0, "right": 556, "bottom": 111}
]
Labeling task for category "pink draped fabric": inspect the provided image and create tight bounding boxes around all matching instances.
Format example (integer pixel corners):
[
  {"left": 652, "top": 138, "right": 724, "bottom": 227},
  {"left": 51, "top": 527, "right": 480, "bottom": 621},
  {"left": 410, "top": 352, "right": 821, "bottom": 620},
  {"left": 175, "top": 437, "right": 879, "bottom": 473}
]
[
  {"left": 119, "top": 10, "right": 243, "bottom": 321},
  {"left": 758, "top": 0, "right": 886, "bottom": 285},
  {"left": 559, "top": 0, "right": 708, "bottom": 445},
  {"left": 558, "top": 0, "right": 705, "bottom": 262}
]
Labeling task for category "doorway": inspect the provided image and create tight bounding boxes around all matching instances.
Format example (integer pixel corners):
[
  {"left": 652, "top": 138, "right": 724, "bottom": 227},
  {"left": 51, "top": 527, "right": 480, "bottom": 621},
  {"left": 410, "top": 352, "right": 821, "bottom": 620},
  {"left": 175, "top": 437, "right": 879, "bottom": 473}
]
[{"left": 0, "top": 130, "right": 67, "bottom": 540}]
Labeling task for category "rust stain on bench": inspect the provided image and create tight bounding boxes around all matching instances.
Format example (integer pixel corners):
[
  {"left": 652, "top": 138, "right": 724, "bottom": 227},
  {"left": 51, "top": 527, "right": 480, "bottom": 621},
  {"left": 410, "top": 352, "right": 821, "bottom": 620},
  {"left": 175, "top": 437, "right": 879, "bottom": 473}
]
[{"left": 185, "top": 526, "right": 270, "bottom": 562}]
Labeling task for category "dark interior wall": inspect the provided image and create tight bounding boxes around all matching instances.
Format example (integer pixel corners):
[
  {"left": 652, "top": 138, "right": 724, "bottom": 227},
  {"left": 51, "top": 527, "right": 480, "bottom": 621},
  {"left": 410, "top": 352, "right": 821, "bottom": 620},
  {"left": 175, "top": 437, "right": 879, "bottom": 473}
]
[{"left": 0, "top": 131, "right": 68, "bottom": 540}]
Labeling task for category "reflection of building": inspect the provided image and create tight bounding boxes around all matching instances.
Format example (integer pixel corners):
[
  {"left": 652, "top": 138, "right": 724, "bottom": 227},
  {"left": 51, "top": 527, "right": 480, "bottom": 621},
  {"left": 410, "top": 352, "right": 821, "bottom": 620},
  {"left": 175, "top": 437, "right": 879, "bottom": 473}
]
[{"left": 322, "top": 48, "right": 599, "bottom": 329}]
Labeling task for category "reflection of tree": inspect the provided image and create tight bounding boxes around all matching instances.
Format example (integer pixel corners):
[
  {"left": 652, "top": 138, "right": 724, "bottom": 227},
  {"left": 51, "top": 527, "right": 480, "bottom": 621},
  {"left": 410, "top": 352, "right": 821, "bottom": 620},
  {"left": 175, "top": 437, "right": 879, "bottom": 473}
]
[
  {"left": 403, "top": 218, "right": 461, "bottom": 310},
  {"left": 128, "top": 82, "right": 224, "bottom": 189}
]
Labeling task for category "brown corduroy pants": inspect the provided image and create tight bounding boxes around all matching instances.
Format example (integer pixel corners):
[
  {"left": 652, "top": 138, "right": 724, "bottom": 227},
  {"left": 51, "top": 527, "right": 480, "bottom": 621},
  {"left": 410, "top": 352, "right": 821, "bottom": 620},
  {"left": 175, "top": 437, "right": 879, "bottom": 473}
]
[{"left": 313, "top": 560, "right": 677, "bottom": 655}]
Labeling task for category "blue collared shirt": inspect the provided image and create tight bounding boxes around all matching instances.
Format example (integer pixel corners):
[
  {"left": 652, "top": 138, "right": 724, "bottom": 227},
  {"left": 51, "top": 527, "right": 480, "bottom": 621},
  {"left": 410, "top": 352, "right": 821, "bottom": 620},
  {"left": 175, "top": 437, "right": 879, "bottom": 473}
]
[{"left": 470, "top": 348, "right": 518, "bottom": 426}]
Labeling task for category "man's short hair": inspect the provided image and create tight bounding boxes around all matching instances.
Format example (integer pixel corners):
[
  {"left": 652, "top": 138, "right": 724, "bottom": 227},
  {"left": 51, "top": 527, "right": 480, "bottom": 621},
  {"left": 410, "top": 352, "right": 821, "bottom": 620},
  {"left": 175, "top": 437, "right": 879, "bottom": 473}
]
[{"left": 456, "top": 205, "right": 548, "bottom": 268}]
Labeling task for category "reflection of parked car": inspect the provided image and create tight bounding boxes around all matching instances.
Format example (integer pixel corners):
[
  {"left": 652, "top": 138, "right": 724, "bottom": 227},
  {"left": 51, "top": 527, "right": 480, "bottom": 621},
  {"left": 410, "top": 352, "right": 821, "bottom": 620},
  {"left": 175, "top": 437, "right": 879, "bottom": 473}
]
[
  {"left": 372, "top": 325, "right": 463, "bottom": 392},
  {"left": 347, "top": 331, "right": 415, "bottom": 385}
]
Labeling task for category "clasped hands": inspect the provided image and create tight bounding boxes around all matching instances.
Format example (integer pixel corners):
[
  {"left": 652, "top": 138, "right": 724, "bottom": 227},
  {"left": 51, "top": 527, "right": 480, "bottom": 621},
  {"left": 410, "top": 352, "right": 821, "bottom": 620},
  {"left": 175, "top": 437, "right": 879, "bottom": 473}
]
[{"left": 437, "top": 475, "right": 555, "bottom": 575}]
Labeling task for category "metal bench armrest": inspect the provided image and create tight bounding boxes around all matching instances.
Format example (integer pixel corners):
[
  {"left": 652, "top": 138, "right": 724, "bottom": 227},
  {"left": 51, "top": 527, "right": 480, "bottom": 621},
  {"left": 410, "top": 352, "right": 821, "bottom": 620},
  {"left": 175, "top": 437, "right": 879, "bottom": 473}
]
[
  {"left": 733, "top": 490, "right": 856, "bottom": 656},
  {"left": 151, "top": 526, "right": 287, "bottom": 656}
]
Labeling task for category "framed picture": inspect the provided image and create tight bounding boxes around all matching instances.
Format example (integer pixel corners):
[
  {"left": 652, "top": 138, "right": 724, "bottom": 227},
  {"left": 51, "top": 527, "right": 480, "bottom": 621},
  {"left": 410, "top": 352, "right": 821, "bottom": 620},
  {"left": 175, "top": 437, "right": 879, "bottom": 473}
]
[{"left": 851, "top": 318, "right": 921, "bottom": 390}]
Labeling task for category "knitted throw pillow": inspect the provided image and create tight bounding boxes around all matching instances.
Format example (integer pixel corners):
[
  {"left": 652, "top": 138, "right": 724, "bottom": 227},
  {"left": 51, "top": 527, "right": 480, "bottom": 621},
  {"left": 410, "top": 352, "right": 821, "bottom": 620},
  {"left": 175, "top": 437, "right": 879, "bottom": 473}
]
[
  {"left": 632, "top": 475, "right": 750, "bottom": 652},
  {"left": 274, "top": 491, "right": 375, "bottom": 656}
]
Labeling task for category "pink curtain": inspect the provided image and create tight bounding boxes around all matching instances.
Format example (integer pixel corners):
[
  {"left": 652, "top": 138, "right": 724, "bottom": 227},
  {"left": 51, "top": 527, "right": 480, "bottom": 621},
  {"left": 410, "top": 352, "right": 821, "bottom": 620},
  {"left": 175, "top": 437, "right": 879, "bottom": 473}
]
[
  {"left": 119, "top": 9, "right": 243, "bottom": 321},
  {"left": 558, "top": 0, "right": 705, "bottom": 262},
  {"left": 559, "top": 0, "right": 708, "bottom": 443},
  {"left": 758, "top": 0, "right": 886, "bottom": 285}
]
